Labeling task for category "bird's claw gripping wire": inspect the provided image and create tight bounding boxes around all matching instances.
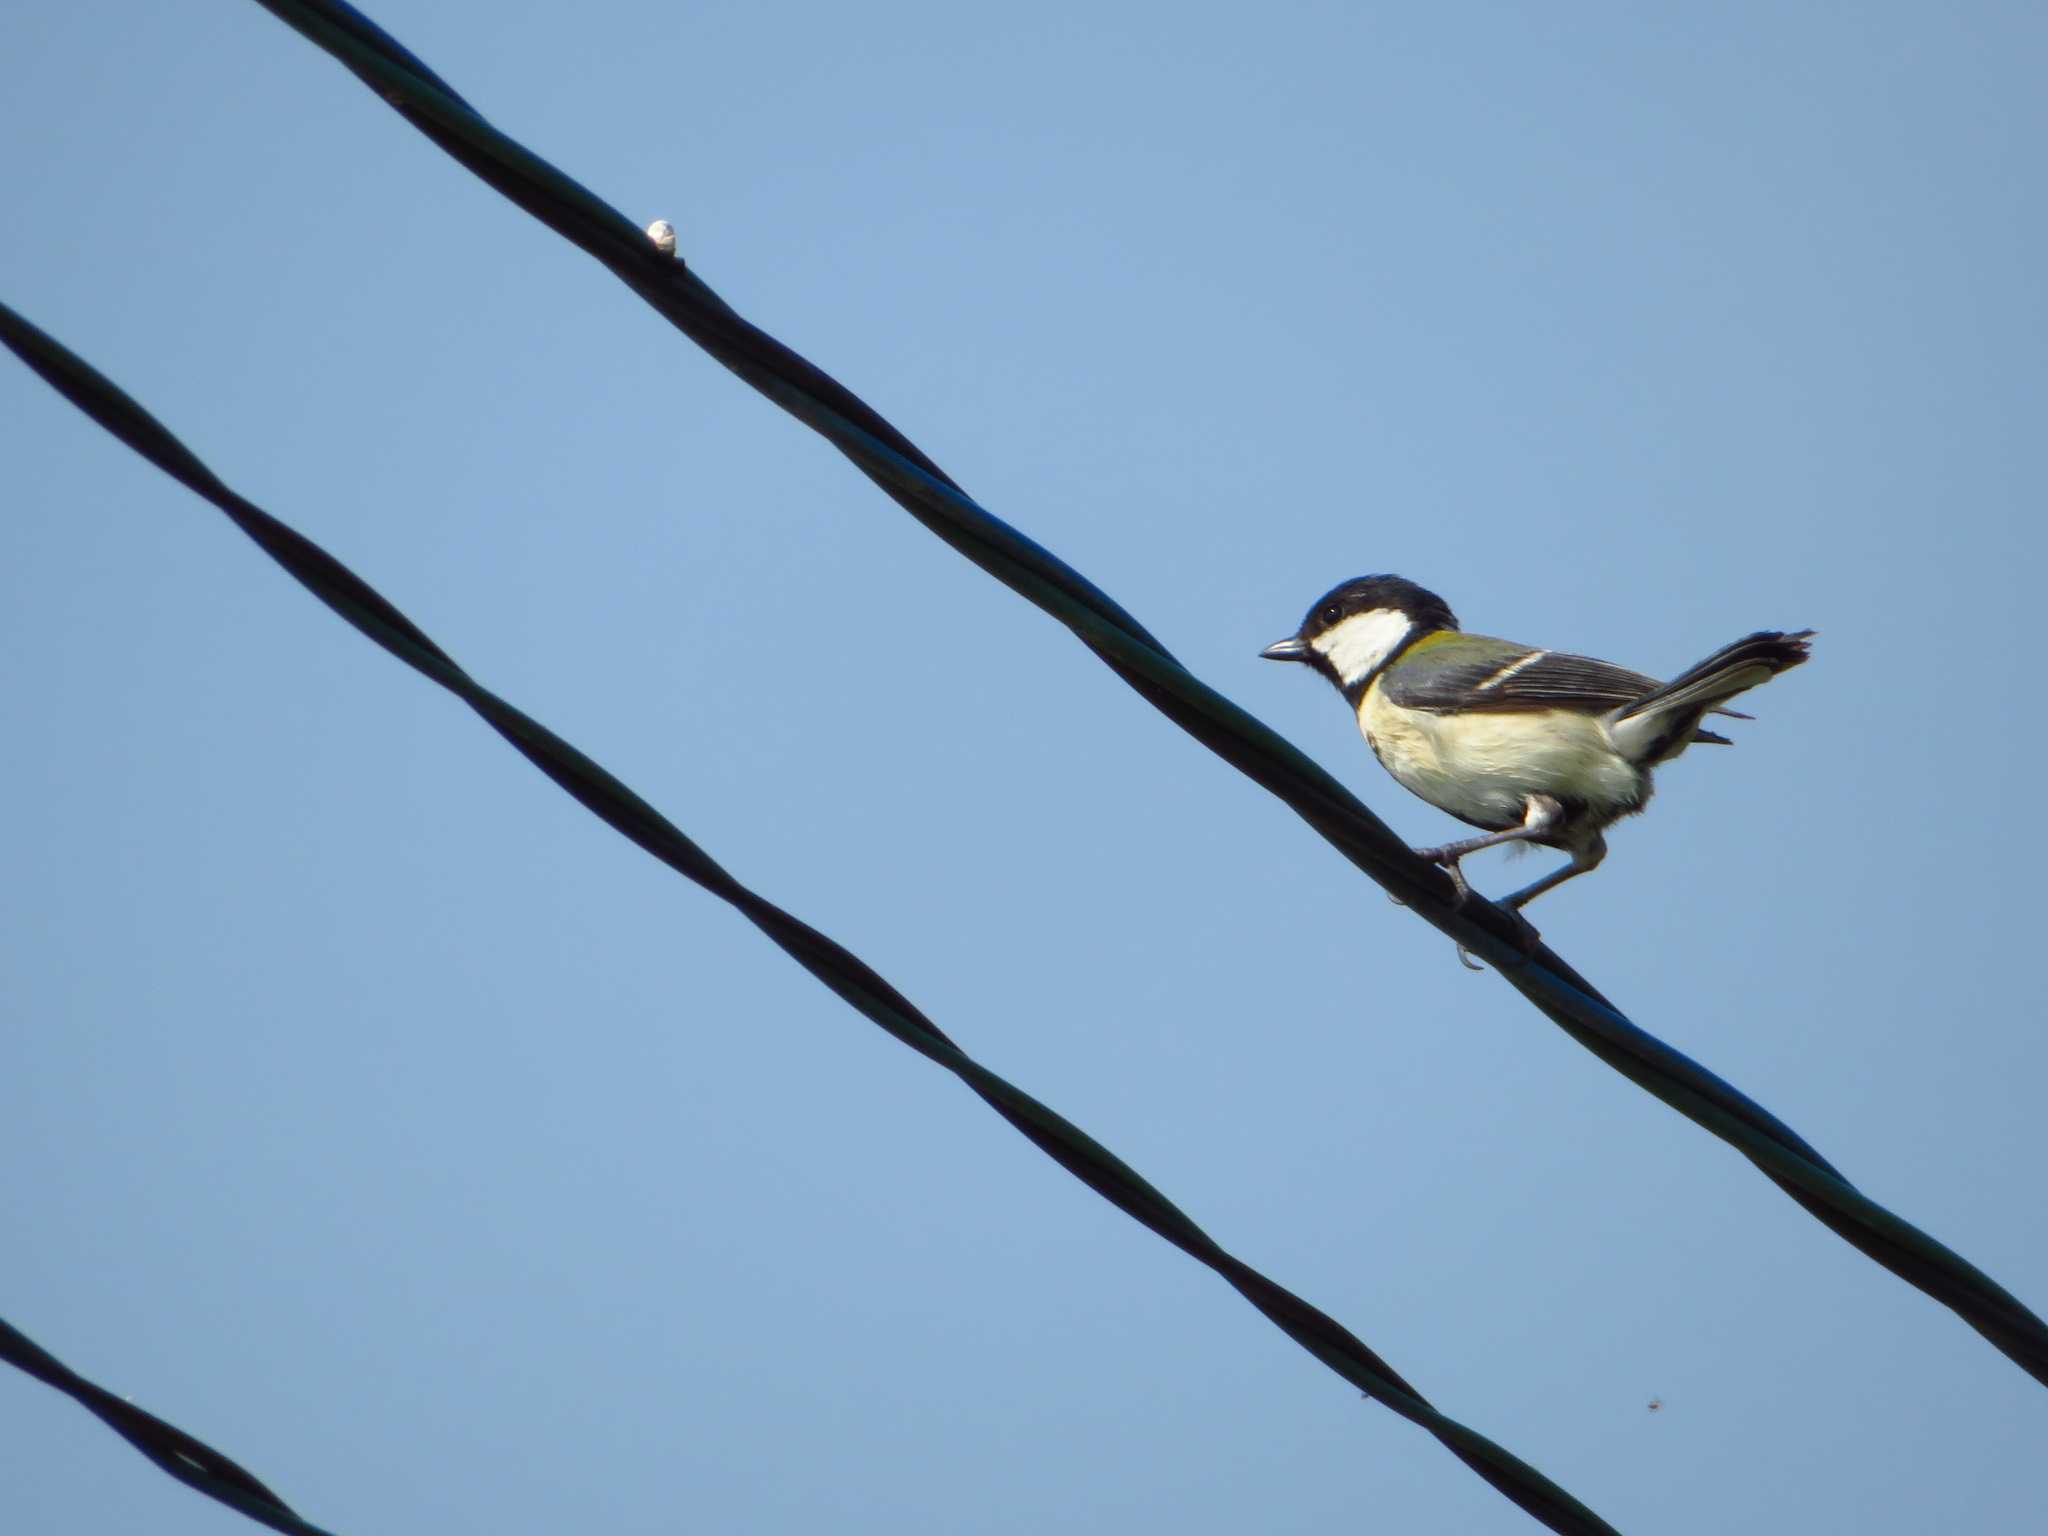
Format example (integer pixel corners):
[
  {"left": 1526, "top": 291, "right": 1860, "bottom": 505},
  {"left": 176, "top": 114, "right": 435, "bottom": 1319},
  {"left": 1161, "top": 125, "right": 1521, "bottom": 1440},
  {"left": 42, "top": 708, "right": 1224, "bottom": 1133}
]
[{"left": 1411, "top": 845, "right": 1542, "bottom": 969}]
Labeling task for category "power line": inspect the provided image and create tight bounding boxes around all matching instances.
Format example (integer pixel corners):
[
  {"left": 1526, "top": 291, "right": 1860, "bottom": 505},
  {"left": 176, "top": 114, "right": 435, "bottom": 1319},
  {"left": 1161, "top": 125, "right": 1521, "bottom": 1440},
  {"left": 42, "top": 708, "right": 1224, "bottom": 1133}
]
[
  {"left": 243, "top": 0, "right": 2048, "bottom": 1388},
  {"left": 3, "top": 300, "right": 1620, "bottom": 1536},
  {"left": 0, "top": 1317, "right": 333, "bottom": 1536}
]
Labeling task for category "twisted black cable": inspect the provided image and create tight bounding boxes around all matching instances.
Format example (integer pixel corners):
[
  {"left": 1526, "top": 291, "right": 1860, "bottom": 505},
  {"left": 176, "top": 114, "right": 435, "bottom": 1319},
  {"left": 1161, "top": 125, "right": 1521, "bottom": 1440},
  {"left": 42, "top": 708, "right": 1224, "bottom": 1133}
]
[
  {"left": 0, "top": 1318, "right": 335, "bottom": 1536},
  {"left": 235, "top": 0, "right": 2048, "bottom": 1387},
  {"left": 1, "top": 302, "right": 1619, "bottom": 1535}
]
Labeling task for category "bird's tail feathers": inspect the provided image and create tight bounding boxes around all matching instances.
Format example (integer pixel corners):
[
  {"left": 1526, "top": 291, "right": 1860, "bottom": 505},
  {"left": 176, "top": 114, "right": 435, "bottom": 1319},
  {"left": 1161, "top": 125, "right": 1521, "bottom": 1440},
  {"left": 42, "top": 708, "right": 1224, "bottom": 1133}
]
[{"left": 1610, "top": 630, "right": 1813, "bottom": 762}]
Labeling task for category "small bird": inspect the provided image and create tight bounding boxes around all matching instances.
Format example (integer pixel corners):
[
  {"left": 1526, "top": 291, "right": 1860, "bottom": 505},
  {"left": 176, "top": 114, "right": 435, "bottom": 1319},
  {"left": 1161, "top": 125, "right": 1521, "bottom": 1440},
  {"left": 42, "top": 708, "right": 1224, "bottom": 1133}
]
[{"left": 1261, "top": 575, "right": 1811, "bottom": 920}]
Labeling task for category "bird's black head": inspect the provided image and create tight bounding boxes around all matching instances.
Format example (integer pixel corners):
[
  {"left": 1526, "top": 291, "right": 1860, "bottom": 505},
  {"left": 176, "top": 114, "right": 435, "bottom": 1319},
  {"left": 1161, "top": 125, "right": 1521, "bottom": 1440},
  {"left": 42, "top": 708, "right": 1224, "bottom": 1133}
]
[{"left": 1260, "top": 575, "right": 1459, "bottom": 697}]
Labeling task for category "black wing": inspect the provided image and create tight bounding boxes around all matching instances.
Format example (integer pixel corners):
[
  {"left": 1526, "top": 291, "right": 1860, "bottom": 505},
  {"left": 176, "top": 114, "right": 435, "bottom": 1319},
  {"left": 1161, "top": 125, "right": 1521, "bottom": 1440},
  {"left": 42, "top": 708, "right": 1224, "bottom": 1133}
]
[{"left": 1383, "top": 641, "right": 1743, "bottom": 741}]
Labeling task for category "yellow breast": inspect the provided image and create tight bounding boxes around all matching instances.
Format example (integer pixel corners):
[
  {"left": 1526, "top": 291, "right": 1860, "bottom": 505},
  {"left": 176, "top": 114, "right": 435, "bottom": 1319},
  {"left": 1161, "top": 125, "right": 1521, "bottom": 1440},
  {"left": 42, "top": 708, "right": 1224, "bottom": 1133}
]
[{"left": 1358, "top": 685, "right": 1645, "bottom": 830}]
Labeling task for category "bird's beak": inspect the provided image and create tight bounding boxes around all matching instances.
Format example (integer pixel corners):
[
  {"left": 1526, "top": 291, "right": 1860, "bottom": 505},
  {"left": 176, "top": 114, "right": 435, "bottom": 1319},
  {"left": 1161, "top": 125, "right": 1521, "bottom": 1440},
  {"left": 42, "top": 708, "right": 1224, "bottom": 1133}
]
[{"left": 1259, "top": 637, "right": 1309, "bottom": 662}]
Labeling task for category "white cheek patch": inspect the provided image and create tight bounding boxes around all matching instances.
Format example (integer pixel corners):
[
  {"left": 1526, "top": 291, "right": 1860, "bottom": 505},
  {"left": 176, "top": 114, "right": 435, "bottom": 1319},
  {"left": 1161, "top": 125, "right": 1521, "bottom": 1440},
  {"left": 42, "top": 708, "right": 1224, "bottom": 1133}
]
[{"left": 1312, "top": 609, "right": 1415, "bottom": 687}]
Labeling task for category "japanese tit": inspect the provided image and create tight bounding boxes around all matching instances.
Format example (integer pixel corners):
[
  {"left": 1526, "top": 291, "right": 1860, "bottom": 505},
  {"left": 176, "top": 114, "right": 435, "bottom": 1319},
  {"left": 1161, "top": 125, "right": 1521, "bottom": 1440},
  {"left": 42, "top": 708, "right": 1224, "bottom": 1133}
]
[{"left": 1261, "top": 574, "right": 1812, "bottom": 914}]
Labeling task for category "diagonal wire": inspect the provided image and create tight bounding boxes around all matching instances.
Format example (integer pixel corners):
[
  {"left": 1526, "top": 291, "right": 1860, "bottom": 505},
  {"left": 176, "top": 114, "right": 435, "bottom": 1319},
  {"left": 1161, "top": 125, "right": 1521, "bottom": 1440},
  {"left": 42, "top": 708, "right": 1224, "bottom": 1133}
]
[
  {"left": 1, "top": 302, "right": 1619, "bottom": 1536},
  {"left": 0, "top": 1317, "right": 337, "bottom": 1536},
  {"left": 236, "top": 0, "right": 2048, "bottom": 1388}
]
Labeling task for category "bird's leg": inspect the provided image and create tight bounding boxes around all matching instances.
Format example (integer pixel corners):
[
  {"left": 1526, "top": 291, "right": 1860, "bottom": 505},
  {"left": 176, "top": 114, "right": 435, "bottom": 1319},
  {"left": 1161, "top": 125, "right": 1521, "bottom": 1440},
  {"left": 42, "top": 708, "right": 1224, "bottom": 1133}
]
[
  {"left": 1414, "top": 796, "right": 1563, "bottom": 910},
  {"left": 1412, "top": 834, "right": 1497, "bottom": 911},
  {"left": 1501, "top": 833, "right": 1608, "bottom": 912},
  {"left": 1434, "top": 856, "right": 1478, "bottom": 909},
  {"left": 1471, "top": 833, "right": 1607, "bottom": 961}
]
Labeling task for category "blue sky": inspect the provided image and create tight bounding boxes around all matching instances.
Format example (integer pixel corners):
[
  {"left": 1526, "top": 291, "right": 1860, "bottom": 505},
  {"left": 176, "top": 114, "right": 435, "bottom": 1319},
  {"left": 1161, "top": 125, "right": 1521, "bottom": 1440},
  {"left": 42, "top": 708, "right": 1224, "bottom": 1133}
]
[{"left": 4, "top": 3, "right": 2045, "bottom": 1532}]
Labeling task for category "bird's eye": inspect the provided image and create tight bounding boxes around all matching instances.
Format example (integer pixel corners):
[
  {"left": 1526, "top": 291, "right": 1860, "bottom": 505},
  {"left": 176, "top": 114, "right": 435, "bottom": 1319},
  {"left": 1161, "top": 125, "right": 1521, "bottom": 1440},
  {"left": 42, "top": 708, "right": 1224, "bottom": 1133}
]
[{"left": 1320, "top": 604, "right": 1341, "bottom": 624}]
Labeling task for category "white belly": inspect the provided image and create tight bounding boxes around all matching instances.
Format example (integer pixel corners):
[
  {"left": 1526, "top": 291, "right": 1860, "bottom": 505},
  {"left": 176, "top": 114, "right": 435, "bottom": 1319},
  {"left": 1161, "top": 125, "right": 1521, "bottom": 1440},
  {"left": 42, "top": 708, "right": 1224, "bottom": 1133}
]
[{"left": 1357, "top": 688, "right": 1646, "bottom": 831}]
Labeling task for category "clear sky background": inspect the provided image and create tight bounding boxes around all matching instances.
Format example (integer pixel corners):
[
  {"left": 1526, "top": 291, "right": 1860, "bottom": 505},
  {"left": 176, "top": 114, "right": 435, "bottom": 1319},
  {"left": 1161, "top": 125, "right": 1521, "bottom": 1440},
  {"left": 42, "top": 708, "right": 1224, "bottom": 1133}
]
[{"left": 4, "top": 3, "right": 2045, "bottom": 1533}]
